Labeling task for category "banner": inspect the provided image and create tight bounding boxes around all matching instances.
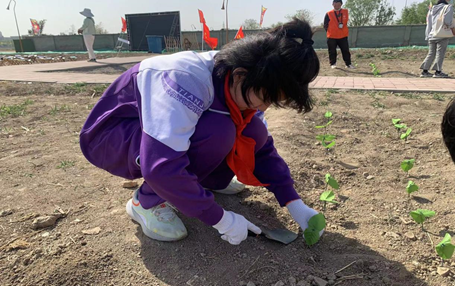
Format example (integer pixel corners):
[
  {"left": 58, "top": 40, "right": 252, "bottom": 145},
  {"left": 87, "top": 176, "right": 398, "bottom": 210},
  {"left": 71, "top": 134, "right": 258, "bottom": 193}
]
[
  {"left": 259, "top": 6, "right": 267, "bottom": 28},
  {"left": 234, "top": 26, "right": 244, "bottom": 39},
  {"left": 30, "top": 19, "right": 40, "bottom": 35},
  {"left": 203, "top": 23, "right": 218, "bottom": 50},
  {"left": 121, "top": 17, "right": 127, "bottom": 33},
  {"left": 198, "top": 9, "right": 206, "bottom": 24}
]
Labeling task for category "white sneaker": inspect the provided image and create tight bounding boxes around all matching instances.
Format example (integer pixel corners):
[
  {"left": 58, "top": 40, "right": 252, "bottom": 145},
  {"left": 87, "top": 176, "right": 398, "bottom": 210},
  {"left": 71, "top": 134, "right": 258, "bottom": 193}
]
[
  {"left": 345, "top": 65, "right": 356, "bottom": 69},
  {"left": 126, "top": 190, "right": 187, "bottom": 241},
  {"left": 330, "top": 65, "right": 337, "bottom": 69},
  {"left": 210, "top": 176, "right": 246, "bottom": 195}
]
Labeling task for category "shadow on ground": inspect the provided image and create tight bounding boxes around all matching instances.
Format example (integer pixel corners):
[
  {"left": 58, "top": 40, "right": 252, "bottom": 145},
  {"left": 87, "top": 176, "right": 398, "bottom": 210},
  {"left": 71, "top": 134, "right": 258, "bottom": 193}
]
[
  {"left": 41, "top": 62, "right": 137, "bottom": 75},
  {"left": 337, "top": 68, "right": 419, "bottom": 78}
]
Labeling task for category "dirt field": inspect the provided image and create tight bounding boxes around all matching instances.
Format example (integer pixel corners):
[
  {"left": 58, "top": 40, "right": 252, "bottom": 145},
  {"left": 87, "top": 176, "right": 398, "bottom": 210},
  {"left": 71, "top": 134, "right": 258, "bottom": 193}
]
[{"left": 0, "top": 81, "right": 455, "bottom": 286}]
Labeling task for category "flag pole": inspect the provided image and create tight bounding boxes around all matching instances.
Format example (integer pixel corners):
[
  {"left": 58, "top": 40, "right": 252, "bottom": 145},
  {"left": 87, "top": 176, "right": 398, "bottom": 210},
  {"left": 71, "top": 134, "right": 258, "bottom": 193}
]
[{"left": 201, "top": 24, "right": 204, "bottom": 51}]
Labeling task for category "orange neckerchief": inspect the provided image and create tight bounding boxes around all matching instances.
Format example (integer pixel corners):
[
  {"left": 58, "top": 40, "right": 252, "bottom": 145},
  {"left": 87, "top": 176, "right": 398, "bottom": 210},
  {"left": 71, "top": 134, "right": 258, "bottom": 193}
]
[{"left": 224, "top": 73, "right": 269, "bottom": 187}]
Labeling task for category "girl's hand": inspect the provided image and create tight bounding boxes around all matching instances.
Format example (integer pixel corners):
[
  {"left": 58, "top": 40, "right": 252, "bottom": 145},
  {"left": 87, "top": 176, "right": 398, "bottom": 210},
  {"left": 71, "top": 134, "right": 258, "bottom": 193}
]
[{"left": 213, "top": 210, "right": 261, "bottom": 245}]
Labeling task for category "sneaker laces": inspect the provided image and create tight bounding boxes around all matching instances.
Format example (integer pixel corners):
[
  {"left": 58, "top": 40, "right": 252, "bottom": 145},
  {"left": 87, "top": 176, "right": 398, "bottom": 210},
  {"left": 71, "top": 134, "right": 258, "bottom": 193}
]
[{"left": 151, "top": 203, "right": 176, "bottom": 222}]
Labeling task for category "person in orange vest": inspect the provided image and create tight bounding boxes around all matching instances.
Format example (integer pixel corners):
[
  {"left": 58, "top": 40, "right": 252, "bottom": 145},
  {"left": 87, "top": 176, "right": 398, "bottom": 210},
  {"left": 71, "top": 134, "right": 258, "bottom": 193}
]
[{"left": 323, "top": 0, "right": 355, "bottom": 69}]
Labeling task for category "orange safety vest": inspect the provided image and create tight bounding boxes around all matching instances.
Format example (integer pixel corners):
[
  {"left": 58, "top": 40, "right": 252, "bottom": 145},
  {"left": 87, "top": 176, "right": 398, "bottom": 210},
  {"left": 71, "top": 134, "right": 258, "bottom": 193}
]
[{"left": 326, "top": 9, "right": 349, "bottom": 39}]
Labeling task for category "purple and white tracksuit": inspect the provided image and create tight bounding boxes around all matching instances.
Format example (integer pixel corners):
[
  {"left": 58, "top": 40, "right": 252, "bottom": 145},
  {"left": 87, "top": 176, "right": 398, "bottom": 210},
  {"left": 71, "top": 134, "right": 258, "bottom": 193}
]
[{"left": 80, "top": 51, "right": 300, "bottom": 226}]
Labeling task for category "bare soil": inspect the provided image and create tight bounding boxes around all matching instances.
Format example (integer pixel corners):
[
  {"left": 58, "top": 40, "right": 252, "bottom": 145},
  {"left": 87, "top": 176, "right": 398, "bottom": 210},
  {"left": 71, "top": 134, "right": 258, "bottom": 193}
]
[
  {"left": 0, "top": 82, "right": 455, "bottom": 286},
  {"left": 318, "top": 48, "right": 455, "bottom": 78}
]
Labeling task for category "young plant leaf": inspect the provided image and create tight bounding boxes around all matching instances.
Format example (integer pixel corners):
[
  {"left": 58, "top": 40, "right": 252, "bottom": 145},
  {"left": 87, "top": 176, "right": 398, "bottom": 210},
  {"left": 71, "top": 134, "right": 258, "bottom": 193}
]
[
  {"left": 315, "top": 125, "right": 326, "bottom": 129},
  {"left": 394, "top": 123, "right": 407, "bottom": 129},
  {"left": 409, "top": 209, "right": 436, "bottom": 224},
  {"left": 400, "top": 128, "right": 412, "bottom": 140},
  {"left": 325, "top": 174, "right": 340, "bottom": 190},
  {"left": 401, "top": 159, "right": 415, "bottom": 172},
  {"left": 320, "top": 191, "right": 339, "bottom": 204},
  {"left": 325, "top": 135, "right": 336, "bottom": 141},
  {"left": 436, "top": 233, "right": 455, "bottom": 260},
  {"left": 326, "top": 120, "right": 333, "bottom": 126},
  {"left": 392, "top": 118, "right": 401, "bottom": 125},
  {"left": 303, "top": 213, "right": 326, "bottom": 246},
  {"left": 406, "top": 181, "right": 419, "bottom": 194},
  {"left": 324, "top": 111, "right": 333, "bottom": 118},
  {"left": 323, "top": 141, "right": 336, "bottom": 149}
]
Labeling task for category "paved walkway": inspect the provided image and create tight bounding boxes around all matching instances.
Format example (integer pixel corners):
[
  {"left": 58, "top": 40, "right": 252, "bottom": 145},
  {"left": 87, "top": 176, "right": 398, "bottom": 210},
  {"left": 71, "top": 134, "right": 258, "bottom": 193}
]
[
  {"left": 1, "top": 56, "right": 455, "bottom": 92},
  {"left": 0, "top": 56, "right": 149, "bottom": 84}
]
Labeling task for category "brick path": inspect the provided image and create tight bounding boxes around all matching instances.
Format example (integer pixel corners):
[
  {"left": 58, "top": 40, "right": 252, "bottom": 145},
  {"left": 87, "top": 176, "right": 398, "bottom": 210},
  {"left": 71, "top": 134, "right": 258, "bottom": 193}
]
[{"left": 1, "top": 56, "right": 455, "bottom": 92}]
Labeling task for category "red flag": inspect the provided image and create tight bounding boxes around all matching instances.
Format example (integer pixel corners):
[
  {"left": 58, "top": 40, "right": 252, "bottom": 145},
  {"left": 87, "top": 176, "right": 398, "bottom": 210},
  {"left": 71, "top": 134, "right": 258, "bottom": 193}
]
[
  {"left": 30, "top": 19, "right": 40, "bottom": 35},
  {"left": 198, "top": 9, "right": 206, "bottom": 24},
  {"left": 203, "top": 23, "right": 218, "bottom": 50},
  {"left": 234, "top": 26, "right": 244, "bottom": 39},
  {"left": 121, "top": 17, "right": 127, "bottom": 33},
  {"left": 260, "top": 6, "right": 267, "bottom": 28}
]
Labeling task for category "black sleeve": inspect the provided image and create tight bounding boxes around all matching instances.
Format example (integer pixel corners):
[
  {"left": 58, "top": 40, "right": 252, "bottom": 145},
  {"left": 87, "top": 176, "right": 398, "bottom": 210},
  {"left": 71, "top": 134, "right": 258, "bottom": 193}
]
[{"left": 324, "top": 13, "right": 330, "bottom": 31}]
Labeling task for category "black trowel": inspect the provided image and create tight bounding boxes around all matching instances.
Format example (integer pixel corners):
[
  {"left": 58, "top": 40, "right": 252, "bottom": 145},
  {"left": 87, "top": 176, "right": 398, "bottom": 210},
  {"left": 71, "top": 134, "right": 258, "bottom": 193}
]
[{"left": 248, "top": 228, "right": 298, "bottom": 245}]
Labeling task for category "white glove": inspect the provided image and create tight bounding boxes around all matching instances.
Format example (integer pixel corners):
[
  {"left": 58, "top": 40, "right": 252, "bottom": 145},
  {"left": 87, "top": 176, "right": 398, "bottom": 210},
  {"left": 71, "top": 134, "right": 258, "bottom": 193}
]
[
  {"left": 286, "top": 199, "right": 325, "bottom": 238},
  {"left": 213, "top": 210, "right": 262, "bottom": 245}
]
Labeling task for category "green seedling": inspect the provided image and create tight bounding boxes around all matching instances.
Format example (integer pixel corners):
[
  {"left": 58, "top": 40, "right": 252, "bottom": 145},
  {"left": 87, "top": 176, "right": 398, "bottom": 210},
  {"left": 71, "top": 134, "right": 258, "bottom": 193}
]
[
  {"left": 320, "top": 174, "right": 340, "bottom": 212},
  {"left": 406, "top": 180, "right": 419, "bottom": 197},
  {"left": 400, "top": 128, "right": 412, "bottom": 141},
  {"left": 369, "top": 62, "right": 380, "bottom": 77},
  {"left": 409, "top": 209, "right": 435, "bottom": 231},
  {"left": 303, "top": 213, "right": 326, "bottom": 246},
  {"left": 315, "top": 111, "right": 336, "bottom": 149},
  {"left": 316, "top": 134, "right": 336, "bottom": 149},
  {"left": 392, "top": 118, "right": 412, "bottom": 140},
  {"left": 392, "top": 118, "right": 407, "bottom": 134},
  {"left": 435, "top": 233, "right": 455, "bottom": 265},
  {"left": 401, "top": 159, "right": 415, "bottom": 175},
  {"left": 325, "top": 173, "right": 339, "bottom": 190},
  {"left": 320, "top": 190, "right": 339, "bottom": 212}
]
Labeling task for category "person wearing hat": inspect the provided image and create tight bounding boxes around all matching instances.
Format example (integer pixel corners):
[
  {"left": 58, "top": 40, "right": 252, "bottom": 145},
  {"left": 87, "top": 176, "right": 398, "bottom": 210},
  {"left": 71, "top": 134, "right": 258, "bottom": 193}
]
[
  {"left": 323, "top": 0, "right": 354, "bottom": 69},
  {"left": 78, "top": 8, "right": 97, "bottom": 62}
]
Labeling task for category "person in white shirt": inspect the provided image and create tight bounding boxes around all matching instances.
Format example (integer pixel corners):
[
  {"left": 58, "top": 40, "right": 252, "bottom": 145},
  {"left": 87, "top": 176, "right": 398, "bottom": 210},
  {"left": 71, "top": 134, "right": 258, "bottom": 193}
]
[{"left": 78, "top": 8, "right": 97, "bottom": 62}]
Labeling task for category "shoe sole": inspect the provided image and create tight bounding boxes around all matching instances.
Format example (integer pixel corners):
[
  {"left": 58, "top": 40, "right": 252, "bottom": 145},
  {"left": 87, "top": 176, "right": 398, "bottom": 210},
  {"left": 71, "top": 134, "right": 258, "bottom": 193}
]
[{"left": 126, "top": 199, "right": 188, "bottom": 242}]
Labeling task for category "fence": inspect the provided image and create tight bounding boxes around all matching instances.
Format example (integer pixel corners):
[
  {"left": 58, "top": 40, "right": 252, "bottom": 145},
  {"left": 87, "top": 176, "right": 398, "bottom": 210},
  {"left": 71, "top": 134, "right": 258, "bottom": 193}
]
[{"left": 10, "top": 24, "right": 455, "bottom": 53}]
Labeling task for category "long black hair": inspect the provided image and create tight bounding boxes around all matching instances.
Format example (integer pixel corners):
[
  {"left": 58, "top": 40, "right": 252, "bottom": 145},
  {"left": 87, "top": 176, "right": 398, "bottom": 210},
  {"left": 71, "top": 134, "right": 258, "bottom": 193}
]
[
  {"left": 214, "top": 18, "right": 320, "bottom": 113},
  {"left": 442, "top": 98, "right": 455, "bottom": 162}
]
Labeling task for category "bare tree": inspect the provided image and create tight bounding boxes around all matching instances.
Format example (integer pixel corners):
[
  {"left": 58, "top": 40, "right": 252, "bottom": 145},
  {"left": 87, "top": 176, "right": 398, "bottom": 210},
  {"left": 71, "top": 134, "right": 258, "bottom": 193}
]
[
  {"left": 38, "top": 19, "right": 46, "bottom": 35},
  {"left": 95, "top": 22, "right": 109, "bottom": 34},
  {"left": 69, "top": 25, "right": 76, "bottom": 35},
  {"left": 242, "top": 19, "right": 260, "bottom": 30},
  {"left": 285, "top": 9, "right": 314, "bottom": 26},
  {"left": 375, "top": 0, "right": 396, "bottom": 25}
]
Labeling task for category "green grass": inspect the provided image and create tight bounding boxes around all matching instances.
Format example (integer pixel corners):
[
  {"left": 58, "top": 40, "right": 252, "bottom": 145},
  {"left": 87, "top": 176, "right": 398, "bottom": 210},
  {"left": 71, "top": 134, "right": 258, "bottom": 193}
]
[
  {"left": 0, "top": 99, "right": 34, "bottom": 118},
  {"left": 62, "top": 83, "right": 108, "bottom": 96},
  {"left": 63, "top": 82, "right": 88, "bottom": 93},
  {"left": 49, "top": 104, "right": 71, "bottom": 115},
  {"left": 432, "top": 93, "right": 445, "bottom": 101},
  {"left": 394, "top": 93, "right": 422, "bottom": 100},
  {"left": 371, "top": 101, "right": 386, "bottom": 109},
  {"left": 57, "top": 160, "right": 75, "bottom": 170}
]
